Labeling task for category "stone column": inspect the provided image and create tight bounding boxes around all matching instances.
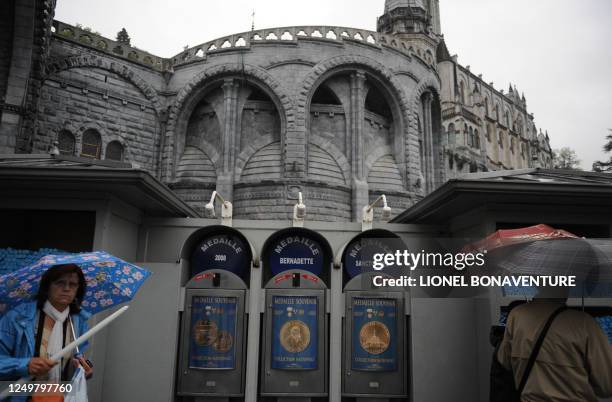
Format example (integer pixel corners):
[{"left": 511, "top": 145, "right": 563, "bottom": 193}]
[
  {"left": 421, "top": 92, "right": 435, "bottom": 193},
  {"left": 217, "top": 78, "right": 240, "bottom": 200},
  {"left": 349, "top": 71, "right": 369, "bottom": 221}
]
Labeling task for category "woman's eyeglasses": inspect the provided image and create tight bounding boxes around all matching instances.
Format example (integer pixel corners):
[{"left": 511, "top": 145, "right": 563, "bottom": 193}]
[{"left": 52, "top": 279, "right": 79, "bottom": 289}]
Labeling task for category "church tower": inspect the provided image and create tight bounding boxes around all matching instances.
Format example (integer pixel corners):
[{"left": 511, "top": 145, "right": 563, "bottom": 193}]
[{"left": 377, "top": 0, "right": 441, "bottom": 37}]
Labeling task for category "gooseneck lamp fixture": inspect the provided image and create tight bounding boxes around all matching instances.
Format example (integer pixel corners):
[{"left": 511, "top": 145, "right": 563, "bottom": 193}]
[
  {"left": 362, "top": 194, "right": 391, "bottom": 231},
  {"left": 205, "top": 191, "right": 233, "bottom": 227}
]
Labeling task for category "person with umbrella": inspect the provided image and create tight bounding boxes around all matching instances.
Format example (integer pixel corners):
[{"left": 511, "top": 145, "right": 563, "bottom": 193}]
[
  {"left": 0, "top": 263, "right": 93, "bottom": 400},
  {"left": 469, "top": 225, "right": 612, "bottom": 401},
  {"left": 496, "top": 284, "right": 612, "bottom": 401}
]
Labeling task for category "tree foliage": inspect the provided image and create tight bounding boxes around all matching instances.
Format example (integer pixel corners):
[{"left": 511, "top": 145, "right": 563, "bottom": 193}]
[
  {"left": 552, "top": 147, "right": 581, "bottom": 170},
  {"left": 116, "top": 28, "right": 131, "bottom": 45},
  {"left": 592, "top": 130, "right": 612, "bottom": 172}
]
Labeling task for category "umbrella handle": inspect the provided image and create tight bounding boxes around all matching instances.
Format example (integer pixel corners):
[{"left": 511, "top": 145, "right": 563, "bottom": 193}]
[{"left": 69, "top": 315, "right": 80, "bottom": 356}]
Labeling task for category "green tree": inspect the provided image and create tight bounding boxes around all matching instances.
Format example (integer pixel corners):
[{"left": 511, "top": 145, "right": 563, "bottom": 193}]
[
  {"left": 116, "top": 28, "right": 131, "bottom": 45},
  {"left": 592, "top": 129, "right": 612, "bottom": 172},
  {"left": 552, "top": 147, "right": 581, "bottom": 170}
]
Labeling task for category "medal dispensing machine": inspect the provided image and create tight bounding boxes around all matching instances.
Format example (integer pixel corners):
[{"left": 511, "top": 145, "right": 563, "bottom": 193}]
[
  {"left": 177, "top": 228, "right": 253, "bottom": 401},
  {"left": 341, "top": 232, "right": 409, "bottom": 401},
  {"left": 260, "top": 228, "right": 331, "bottom": 400}
]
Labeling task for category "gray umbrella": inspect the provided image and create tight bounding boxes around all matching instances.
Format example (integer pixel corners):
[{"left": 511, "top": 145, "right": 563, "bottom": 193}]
[{"left": 488, "top": 238, "right": 612, "bottom": 298}]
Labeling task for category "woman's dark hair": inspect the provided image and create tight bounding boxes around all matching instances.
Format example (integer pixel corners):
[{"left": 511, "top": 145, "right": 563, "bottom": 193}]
[{"left": 36, "top": 264, "right": 87, "bottom": 314}]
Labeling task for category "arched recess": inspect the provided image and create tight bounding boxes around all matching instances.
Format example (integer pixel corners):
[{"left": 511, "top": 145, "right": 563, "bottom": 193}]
[
  {"left": 413, "top": 78, "right": 443, "bottom": 193},
  {"left": 299, "top": 55, "right": 411, "bottom": 186},
  {"left": 308, "top": 135, "right": 350, "bottom": 186},
  {"left": 44, "top": 54, "right": 163, "bottom": 112},
  {"left": 163, "top": 63, "right": 295, "bottom": 182}
]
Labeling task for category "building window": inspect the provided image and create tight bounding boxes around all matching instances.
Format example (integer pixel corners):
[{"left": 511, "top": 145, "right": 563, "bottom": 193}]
[
  {"left": 505, "top": 111, "right": 510, "bottom": 127},
  {"left": 484, "top": 98, "right": 489, "bottom": 117},
  {"left": 510, "top": 137, "right": 515, "bottom": 153},
  {"left": 459, "top": 81, "right": 466, "bottom": 104},
  {"left": 495, "top": 105, "right": 500, "bottom": 121},
  {"left": 468, "top": 127, "right": 473, "bottom": 147},
  {"left": 81, "top": 129, "right": 102, "bottom": 159},
  {"left": 521, "top": 143, "right": 526, "bottom": 158},
  {"left": 105, "top": 141, "right": 124, "bottom": 161},
  {"left": 448, "top": 123, "right": 455, "bottom": 145},
  {"left": 57, "top": 130, "right": 75, "bottom": 155},
  {"left": 498, "top": 132, "right": 504, "bottom": 148},
  {"left": 485, "top": 125, "right": 491, "bottom": 142},
  {"left": 474, "top": 129, "right": 480, "bottom": 149}
]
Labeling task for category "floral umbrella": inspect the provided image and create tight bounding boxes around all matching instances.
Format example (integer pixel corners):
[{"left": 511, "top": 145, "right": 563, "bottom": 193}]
[{"left": 0, "top": 251, "right": 151, "bottom": 315}]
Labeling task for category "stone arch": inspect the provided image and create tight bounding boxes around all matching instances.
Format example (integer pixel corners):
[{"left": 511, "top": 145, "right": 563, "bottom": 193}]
[
  {"left": 298, "top": 55, "right": 413, "bottom": 190},
  {"left": 308, "top": 135, "right": 350, "bottom": 185},
  {"left": 163, "top": 63, "right": 295, "bottom": 182},
  {"left": 296, "top": 55, "right": 411, "bottom": 130},
  {"left": 44, "top": 54, "right": 163, "bottom": 112}
]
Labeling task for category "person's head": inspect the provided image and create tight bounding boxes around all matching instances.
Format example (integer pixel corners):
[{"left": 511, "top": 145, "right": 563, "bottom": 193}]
[{"left": 36, "top": 264, "right": 87, "bottom": 313}]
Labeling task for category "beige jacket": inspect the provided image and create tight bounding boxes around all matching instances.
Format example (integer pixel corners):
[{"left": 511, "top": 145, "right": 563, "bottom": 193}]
[{"left": 497, "top": 300, "right": 612, "bottom": 402}]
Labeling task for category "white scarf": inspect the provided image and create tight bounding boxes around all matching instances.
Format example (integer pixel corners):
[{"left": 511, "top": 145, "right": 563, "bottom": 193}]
[{"left": 42, "top": 301, "right": 69, "bottom": 382}]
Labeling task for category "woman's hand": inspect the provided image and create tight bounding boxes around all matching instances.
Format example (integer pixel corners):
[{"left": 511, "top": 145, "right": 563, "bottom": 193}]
[
  {"left": 28, "top": 357, "right": 57, "bottom": 376},
  {"left": 72, "top": 356, "right": 93, "bottom": 379}
]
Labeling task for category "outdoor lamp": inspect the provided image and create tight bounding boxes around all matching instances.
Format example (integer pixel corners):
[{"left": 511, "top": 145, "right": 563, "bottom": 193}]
[
  {"left": 362, "top": 194, "right": 391, "bottom": 231},
  {"left": 205, "top": 191, "right": 233, "bottom": 227},
  {"left": 293, "top": 192, "right": 306, "bottom": 227},
  {"left": 48, "top": 141, "right": 60, "bottom": 156}
]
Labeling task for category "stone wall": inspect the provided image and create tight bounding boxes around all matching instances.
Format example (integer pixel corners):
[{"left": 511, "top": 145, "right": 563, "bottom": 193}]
[{"left": 36, "top": 66, "right": 160, "bottom": 171}]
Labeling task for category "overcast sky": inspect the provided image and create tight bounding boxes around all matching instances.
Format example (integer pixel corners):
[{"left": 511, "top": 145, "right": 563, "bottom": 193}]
[{"left": 55, "top": 0, "right": 612, "bottom": 169}]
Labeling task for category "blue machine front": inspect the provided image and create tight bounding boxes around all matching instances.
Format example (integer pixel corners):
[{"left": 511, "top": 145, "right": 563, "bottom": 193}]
[
  {"left": 351, "top": 297, "right": 398, "bottom": 371},
  {"left": 271, "top": 296, "right": 318, "bottom": 369},
  {"left": 189, "top": 296, "right": 237, "bottom": 369}
]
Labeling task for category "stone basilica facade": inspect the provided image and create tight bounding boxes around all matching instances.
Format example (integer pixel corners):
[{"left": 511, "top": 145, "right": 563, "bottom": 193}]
[{"left": 0, "top": 0, "right": 553, "bottom": 221}]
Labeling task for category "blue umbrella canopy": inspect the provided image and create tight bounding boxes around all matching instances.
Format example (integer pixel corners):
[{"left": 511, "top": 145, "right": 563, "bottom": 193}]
[{"left": 0, "top": 251, "right": 151, "bottom": 315}]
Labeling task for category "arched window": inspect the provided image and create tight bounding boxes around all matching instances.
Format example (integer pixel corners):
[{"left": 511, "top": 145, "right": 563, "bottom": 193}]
[
  {"left": 486, "top": 125, "right": 491, "bottom": 141},
  {"left": 448, "top": 123, "right": 455, "bottom": 145},
  {"left": 474, "top": 129, "right": 480, "bottom": 149},
  {"left": 105, "top": 141, "right": 124, "bottom": 161},
  {"left": 484, "top": 98, "right": 489, "bottom": 116},
  {"left": 57, "top": 130, "right": 75, "bottom": 156},
  {"left": 510, "top": 137, "right": 515, "bottom": 153},
  {"left": 459, "top": 81, "right": 466, "bottom": 104},
  {"left": 498, "top": 132, "right": 504, "bottom": 148},
  {"left": 495, "top": 104, "right": 500, "bottom": 121},
  {"left": 81, "top": 129, "right": 102, "bottom": 159},
  {"left": 468, "top": 127, "right": 473, "bottom": 147},
  {"left": 505, "top": 111, "right": 510, "bottom": 127}
]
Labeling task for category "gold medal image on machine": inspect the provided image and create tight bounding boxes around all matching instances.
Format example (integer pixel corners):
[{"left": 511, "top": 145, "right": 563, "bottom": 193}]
[
  {"left": 359, "top": 321, "right": 390, "bottom": 355},
  {"left": 280, "top": 320, "right": 311, "bottom": 353},
  {"left": 193, "top": 319, "right": 218, "bottom": 346},
  {"left": 213, "top": 330, "right": 234, "bottom": 352}
]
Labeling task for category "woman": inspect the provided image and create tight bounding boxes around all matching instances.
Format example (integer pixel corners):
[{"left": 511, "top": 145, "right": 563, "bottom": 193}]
[{"left": 0, "top": 264, "right": 94, "bottom": 401}]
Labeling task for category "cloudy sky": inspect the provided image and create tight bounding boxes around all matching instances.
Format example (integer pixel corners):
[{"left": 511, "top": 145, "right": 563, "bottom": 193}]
[{"left": 55, "top": 0, "right": 612, "bottom": 169}]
